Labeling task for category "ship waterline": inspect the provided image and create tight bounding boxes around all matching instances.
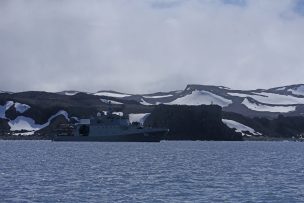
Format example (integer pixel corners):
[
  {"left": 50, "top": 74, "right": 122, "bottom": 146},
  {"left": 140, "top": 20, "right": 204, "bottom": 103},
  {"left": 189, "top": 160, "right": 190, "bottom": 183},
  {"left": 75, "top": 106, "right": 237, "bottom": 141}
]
[{"left": 52, "top": 130, "right": 167, "bottom": 142}]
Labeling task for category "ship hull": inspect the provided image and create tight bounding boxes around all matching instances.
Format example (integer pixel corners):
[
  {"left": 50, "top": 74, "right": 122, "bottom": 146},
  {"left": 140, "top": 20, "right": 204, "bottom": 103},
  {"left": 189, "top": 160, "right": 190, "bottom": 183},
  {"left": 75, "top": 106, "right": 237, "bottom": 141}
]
[{"left": 52, "top": 130, "right": 166, "bottom": 142}]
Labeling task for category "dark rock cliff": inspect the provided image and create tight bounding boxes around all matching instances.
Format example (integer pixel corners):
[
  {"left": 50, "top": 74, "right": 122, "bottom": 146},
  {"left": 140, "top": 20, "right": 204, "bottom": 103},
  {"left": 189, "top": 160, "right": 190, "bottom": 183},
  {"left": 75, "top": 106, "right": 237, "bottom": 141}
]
[{"left": 145, "top": 105, "right": 243, "bottom": 141}]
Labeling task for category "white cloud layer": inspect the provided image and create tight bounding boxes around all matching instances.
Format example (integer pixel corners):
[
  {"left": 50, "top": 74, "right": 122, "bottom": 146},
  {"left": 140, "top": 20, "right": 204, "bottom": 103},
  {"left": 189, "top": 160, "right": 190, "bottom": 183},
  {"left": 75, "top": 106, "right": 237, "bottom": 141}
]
[{"left": 0, "top": 0, "right": 304, "bottom": 93}]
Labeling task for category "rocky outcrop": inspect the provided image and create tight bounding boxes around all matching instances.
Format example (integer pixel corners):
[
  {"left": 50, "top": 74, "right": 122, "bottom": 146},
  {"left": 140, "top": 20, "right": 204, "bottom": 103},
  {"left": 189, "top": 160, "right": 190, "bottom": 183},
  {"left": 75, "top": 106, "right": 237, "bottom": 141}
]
[{"left": 145, "top": 105, "right": 243, "bottom": 141}]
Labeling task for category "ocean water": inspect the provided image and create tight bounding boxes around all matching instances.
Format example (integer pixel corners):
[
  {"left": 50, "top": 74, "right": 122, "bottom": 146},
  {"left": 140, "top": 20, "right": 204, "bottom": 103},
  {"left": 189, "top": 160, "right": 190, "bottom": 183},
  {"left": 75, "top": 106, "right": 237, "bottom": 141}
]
[{"left": 0, "top": 141, "right": 304, "bottom": 203}]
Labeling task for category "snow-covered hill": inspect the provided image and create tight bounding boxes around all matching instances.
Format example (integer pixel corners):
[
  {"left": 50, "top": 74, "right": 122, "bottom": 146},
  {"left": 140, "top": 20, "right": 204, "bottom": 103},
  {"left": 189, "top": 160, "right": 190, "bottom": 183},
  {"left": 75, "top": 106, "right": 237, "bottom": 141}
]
[
  {"left": 102, "top": 84, "right": 304, "bottom": 117},
  {"left": 5, "top": 84, "right": 304, "bottom": 117},
  {"left": 2, "top": 84, "right": 304, "bottom": 136},
  {"left": 166, "top": 90, "right": 232, "bottom": 107}
]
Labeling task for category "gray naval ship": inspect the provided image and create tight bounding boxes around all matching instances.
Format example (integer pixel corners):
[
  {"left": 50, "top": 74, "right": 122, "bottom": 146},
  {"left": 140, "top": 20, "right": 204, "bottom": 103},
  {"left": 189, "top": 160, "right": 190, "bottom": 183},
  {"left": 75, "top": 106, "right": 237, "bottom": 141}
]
[{"left": 53, "top": 110, "right": 169, "bottom": 142}]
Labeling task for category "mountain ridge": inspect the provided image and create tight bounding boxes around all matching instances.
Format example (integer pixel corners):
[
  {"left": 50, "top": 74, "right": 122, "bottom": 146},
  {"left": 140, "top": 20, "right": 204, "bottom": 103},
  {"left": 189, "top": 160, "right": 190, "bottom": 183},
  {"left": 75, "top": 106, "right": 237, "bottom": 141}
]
[{"left": 2, "top": 83, "right": 304, "bottom": 140}]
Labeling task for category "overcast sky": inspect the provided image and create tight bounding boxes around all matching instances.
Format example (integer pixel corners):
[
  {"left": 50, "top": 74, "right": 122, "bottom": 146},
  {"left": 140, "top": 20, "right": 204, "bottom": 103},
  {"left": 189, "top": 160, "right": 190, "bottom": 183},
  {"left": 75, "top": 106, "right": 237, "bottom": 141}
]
[{"left": 1, "top": 0, "right": 304, "bottom": 93}]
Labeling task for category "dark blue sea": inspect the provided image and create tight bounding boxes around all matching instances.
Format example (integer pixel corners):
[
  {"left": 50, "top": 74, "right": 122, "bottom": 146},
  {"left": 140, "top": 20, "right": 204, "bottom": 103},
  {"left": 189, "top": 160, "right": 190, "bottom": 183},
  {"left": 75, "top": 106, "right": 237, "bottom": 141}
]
[{"left": 0, "top": 141, "right": 304, "bottom": 202}]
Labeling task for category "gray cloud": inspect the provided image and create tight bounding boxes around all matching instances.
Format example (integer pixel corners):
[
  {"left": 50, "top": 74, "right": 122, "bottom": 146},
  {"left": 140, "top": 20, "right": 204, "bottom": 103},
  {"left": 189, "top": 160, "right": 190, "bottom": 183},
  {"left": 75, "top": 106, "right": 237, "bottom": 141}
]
[{"left": 0, "top": 0, "right": 304, "bottom": 93}]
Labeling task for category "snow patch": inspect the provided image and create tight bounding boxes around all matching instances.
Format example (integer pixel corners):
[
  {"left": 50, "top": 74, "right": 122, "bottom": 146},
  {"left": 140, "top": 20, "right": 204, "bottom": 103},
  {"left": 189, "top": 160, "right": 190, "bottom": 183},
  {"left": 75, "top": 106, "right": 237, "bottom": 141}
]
[
  {"left": 14, "top": 102, "right": 30, "bottom": 113},
  {"left": 0, "top": 101, "right": 14, "bottom": 119},
  {"left": 13, "top": 131, "right": 35, "bottom": 136},
  {"left": 242, "top": 98, "right": 296, "bottom": 113},
  {"left": 64, "top": 91, "right": 79, "bottom": 96},
  {"left": 288, "top": 85, "right": 304, "bottom": 96},
  {"left": 8, "top": 116, "right": 41, "bottom": 131},
  {"left": 9, "top": 110, "right": 69, "bottom": 131},
  {"left": 94, "top": 92, "right": 130, "bottom": 98},
  {"left": 228, "top": 92, "right": 251, "bottom": 97},
  {"left": 166, "top": 90, "right": 232, "bottom": 107},
  {"left": 100, "top": 99, "right": 123, "bottom": 105},
  {"left": 1, "top": 101, "right": 31, "bottom": 118},
  {"left": 113, "top": 112, "right": 123, "bottom": 116},
  {"left": 129, "top": 113, "right": 150, "bottom": 124},
  {"left": 222, "top": 119, "right": 261, "bottom": 136},
  {"left": 229, "top": 92, "right": 304, "bottom": 105},
  {"left": 257, "top": 92, "right": 304, "bottom": 104},
  {"left": 219, "top": 86, "right": 230, "bottom": 90},
  {"left": 275, "top": 87, "right": 286, "bottom": 91},
  {"left": 143, "top": 94, "right": 173, "bottom": 99},
  {"left": 140, "top": 99, "right": 153, "bottom": 105}
]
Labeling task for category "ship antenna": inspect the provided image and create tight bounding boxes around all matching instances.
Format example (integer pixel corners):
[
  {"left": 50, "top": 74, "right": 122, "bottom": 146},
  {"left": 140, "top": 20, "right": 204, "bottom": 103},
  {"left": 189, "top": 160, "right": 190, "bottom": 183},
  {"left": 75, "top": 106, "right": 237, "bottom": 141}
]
[{"left": 108, "top": 101, "right": 113, "bottom": 115}]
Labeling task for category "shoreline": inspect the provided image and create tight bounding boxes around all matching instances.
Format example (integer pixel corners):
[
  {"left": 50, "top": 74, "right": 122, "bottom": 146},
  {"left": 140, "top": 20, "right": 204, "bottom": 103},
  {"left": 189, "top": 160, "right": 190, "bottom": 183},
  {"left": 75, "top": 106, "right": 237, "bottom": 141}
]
[
  {"left": 0, "top": 135, "right": 303, "bottom": 142},
  {"left": 0, "top": 135, "right": 51, "bottom": 140}
]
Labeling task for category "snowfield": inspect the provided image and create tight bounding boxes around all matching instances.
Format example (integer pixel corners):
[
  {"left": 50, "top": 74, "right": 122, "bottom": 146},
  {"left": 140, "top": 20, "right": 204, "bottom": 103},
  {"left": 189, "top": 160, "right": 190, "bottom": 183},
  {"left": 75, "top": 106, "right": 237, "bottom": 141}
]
[
  {"left": 94, "top": 92, "right": 131, "bottom": 98},
  {"left": 166, "top": 90, "right": 232, "bottom": 107},
  {"left": 129, "top": 113, "right": 150, "bottom": 124},
  {"left": 222, "top": 119, "right": 261, "bottom": 136},
  {"left": 14, "top": 102, "right": 30, "bottom": 113},
  {"left": 242, "top": 98, "right": 296, "bottom": 113},
  {"left": 229, "top": 92, "right": 304, "bottom": 105}
]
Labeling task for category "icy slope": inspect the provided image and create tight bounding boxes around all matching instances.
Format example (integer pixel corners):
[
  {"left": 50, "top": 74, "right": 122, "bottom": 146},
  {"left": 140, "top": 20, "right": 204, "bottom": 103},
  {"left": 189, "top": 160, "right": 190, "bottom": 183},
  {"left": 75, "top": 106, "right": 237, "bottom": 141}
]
[
  {"left": 222, "top": 119, "right": 261, "bottom": 136},
  {"left": 242, "top": 98, "right": 296, "bottom": 113},
  {"left": 166, "top": 90, "right": 232, "bottom": 107}
]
